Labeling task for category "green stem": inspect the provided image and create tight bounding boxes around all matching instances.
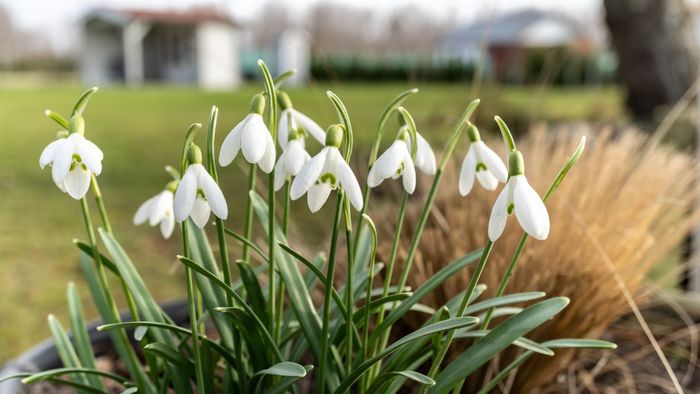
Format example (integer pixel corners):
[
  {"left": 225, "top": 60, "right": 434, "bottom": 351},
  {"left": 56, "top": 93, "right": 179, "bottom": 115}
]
[
  {"left": 275, "top": 182, "right": 291, "bottom": 343},
  {"left": 359, "top": 215, "right": 378, "bottom": 394},
  {"left": 420, "top": 241, "right": 494, "bottom": 394},
  {"left": 317, "top": 193, "right": 345, "bottom": 394},
  {"left": 344, "top": 200, "right": 354, "bottom": 376},
  {"left": 181, "top": 221, "right": 206, "bottom": 391},
  {"left": 89, "top": 176, "right": 139, "bottom": 321},
  {"left": 480, "top": 234, "right": 527, "bottom": 330},
  {"left": 369, "top": 191, "right": 409, "bottom": 379},
  {"left": 242, "top": 164, "right": 257, "bottom": 263},
  {"left": 79, "top": 198, "right": 147, "bottom": 390}
]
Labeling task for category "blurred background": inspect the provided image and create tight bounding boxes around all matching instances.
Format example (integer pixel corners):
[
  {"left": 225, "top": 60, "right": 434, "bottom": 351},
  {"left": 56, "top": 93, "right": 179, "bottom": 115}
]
[{"left": 1, "top": 0, "right": 700, "bottom": 392}]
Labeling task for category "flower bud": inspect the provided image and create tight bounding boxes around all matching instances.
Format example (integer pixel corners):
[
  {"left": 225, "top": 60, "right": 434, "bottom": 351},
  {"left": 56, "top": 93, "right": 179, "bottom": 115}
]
[
  {"left": 187, "top": 144, "right": 203, "bottom": 164},
  {"left": 466, "top": 123, "right": 481, "bottom": 142},
  {"left": 508, "top": 150, "right": 525, "bottom": 177},
  {"left": 325, "top": 124, "right": 344, "bottom": 148},
  {"left": 249, "top": 94, "right": 266, "bottom": 115},
  {"left": 397, "top": 125, "right": 410, "bottom": 142},
  {"left": 69, "top": 115, "right": 85, "bottom": 135},
  {"left": 165, "top": 180, "right": 179, "bottom": 193},
  {"left": 278, "top": 91, "right": 293, "bottom": 110}
]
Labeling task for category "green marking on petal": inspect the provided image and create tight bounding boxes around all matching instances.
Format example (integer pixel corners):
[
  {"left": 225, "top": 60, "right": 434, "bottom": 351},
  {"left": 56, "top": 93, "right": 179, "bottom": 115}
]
[
  {"left": 507, "top": 203, "right": 515, "bottom": 215},
  {"left": 476, "top": 162, "right": 487, "bottom": 172}
]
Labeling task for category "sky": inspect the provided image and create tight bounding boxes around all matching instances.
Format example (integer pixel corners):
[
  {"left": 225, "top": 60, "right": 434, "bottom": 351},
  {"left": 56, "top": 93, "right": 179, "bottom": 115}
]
[{"left": 0, "top": 0, "right": 601, "bottom": 54}]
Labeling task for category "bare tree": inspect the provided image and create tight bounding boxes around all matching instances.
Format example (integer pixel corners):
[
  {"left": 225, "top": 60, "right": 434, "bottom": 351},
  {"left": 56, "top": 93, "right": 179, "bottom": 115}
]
[{"left": 604, "top": 0, "right": 699, "bottom": 120}]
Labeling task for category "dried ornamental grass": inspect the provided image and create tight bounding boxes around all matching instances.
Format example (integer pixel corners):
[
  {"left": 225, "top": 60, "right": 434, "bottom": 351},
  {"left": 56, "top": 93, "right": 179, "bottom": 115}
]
[{"left": 376, "top": 125, "right": 698, "bottom": 393}]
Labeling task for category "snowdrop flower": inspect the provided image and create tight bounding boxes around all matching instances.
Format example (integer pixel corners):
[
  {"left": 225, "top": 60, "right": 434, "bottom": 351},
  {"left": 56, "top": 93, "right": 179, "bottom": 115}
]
[
  {"left": 175, "top": 145, "right": 228, "bottom": 228},
  {"left": 403, "top": 125, "right": 436, "bottom": 175},
  {"left": 459, "top": 124, "right": 507, "bottom": 196},
  {"left": 290, "top": 124, "right": 363, "bottom": 213},
  {"left": 367, "top": 128, "right": 416, "bottom": 193},
  {"left": 39, "top": 116, "right": 103, "bottom": 199},
  {"left": 274, "top": 127, "right": 311, "bottom": 191},
  {"left": 488, "top": 150, "right": 549, "bottom": 241},
  {"left": 219, "top": 94, "right": 276, "bottom": 173},
  {"left": 277, "top": 91, "right": 325, "bottom": 148},
  {"left": 134, "top": 181, "right": 176, "bottom": 239}
]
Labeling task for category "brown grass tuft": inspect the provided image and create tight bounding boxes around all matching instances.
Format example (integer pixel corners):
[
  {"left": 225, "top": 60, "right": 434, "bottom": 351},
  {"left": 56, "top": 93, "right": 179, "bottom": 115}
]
[{"left": 374, "top": 124, "right": 699, "bottom": 393}]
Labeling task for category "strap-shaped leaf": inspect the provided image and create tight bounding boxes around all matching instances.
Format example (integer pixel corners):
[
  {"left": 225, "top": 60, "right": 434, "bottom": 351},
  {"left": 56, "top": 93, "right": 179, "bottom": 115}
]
[
  {"left": 67, "top": 283, "right": 104, "bottom": 390},
  {"left": 143, "top": 343, "right": 195, "bottom": 378},
  {"left": 369, "top": 370, "right": 435, "bottom": 392},
  {"left": 428, "top": 297, "right": 570, "bottom": 393},
  {"left": 336, "top": 317, "right": 480, "bottom": 393},
  {"left": 477, "top": 338, "right": 617, "bottom": 394},
  {"left": 47, "top": 314, "right": 92, "bottom": 389}
]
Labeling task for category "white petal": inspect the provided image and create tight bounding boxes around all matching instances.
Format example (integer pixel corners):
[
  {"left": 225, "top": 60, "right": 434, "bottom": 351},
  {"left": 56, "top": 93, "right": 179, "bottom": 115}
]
[
  {"left": 274, "top": 158, "right": 287, "bottom": 192},
  {"left": 63, "top": 167, "right": 92, "bottom": 199},
  {"left": 160, "top": 213, "right": 175, "bottom": 239},
  {"left": 219, "top": 115, "right": 246, "bottom": 166},
  {"left": 293, "top": 109, "right": 326, "bottom": 145},
  {"left": 174, "top": 166, "right": 197, "bottom": 223},
  {"left": 458, "top": 146, "right": 477, "bottom": 196},
  {"left": 278, "top": 109, "right": 290, "bottom": 147},
  {"left": 39, "top": 139, "right": 63, "bottom": 169},
  {"left": 51, "top": 139, "right": 73, "bottom": 184},
  {"left": 190, "top": 197, "right": 211, "bottom": 228},
  {"left": 476, "top": 169, "right": 499, "bottom": 191},
  {"left": 134, "top": 195, "right": 157, "bottom": 225},
  {"left": 147, "top": 191, "right": 167, "bottom": 225},
  {"left": 195, "top": 164, "right": 228, "bottom": 220},
  {"left": 291, "top": 147, "right": 328, "bottom": 200},
  {"left": 76, "top": 137, "right": 103, "bottom": 176},
  {"left": 286, "top": 140, "right": 309, "bottom": 175},
  {"left": 513, "top": 175, "right": 550, "bottom": 240},
  {"left": 241, "top": 113, "right": 269, "bottom": 164},
  {"left": 330, "top": 148, "right": 363, "bottom": 211},
  {"left": 401, "top": 147, "right": 416, "bottom": 194},
  {"left": 488, "top": 181, "right": 512, "bottom": 241},
  {"left": 258, "top": 130, "right": 276, "bottom": 174},
  {"left": 368, "top": 141, "right": 402, "bottom": 188},
  {"left": 416, "top": 132, "right": 437, "bottom": 175},
  {"left": 307, "top": 183, "right": 332, "bottom": 212},
  {"left": 476, "top": 141, "right": 507, "bottom": 183}
]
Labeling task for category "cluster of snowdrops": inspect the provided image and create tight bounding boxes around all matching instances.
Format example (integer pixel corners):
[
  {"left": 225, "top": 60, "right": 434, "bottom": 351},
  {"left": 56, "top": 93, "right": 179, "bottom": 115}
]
[{"left": 4, "top": 62, "right": 615, "bottom": 394}]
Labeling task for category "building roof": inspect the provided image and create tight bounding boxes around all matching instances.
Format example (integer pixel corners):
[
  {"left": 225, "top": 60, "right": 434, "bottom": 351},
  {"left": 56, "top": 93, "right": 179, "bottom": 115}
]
[
  {"left": 85, "top": 7, "right": 237, "bottom": 27},
  {"left": 442, "top": 9, "right": 587, "bottom": 48}
]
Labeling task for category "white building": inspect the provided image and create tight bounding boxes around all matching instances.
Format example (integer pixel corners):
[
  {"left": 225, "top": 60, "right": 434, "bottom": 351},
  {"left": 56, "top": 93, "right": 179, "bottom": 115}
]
[{"left": 80, "top": 8, "right": 241, "bottom": 89}]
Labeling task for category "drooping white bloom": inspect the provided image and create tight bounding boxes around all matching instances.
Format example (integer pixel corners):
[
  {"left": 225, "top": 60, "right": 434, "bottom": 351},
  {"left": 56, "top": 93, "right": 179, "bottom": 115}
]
[
  {"left": 277, "top": 91, "right": 325, "bottom": 150},
  {"left": 174, "top": 163, "right": 228, "bottom": 228},
  {"left": 39, "top": 132, "right": 103, "bottom": 199},
  {"left": 278, "top": 109, "right": 326, "bottom": 148},
  {"left": 367, "top": 139, "right": 416, "bottom": 194},
  {"left": 405, "top": 127, "right": 436, "bottom": 175},
  {"left": 459, "top": 141, "right": 507, "bottom": 196},
  {"left": 274, "top": 138, "right": 311, "bottom": 191},
  {"left": 219, "top": 112, "right": 276, "bottom": 173},
  {"left": 290, "top": 125, "right": 363, "bottom": 213},
  {"left": 134, "top": 190, "right": 175, "bottom": 239},
  {"left": 488, "top": 151, "right": 549, "bottom": 241}
]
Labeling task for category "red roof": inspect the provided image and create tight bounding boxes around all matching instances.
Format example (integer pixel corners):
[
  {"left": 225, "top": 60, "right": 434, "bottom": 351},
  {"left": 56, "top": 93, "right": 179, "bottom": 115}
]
[{"left": 89, "top": 7, "right": 236, "bottom": 26}]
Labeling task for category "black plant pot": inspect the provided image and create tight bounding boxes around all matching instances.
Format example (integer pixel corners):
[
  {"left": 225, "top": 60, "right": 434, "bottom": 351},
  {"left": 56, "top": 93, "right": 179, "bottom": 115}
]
[{"left": 0, "top": 299, "right": 189, "bottom": 394}]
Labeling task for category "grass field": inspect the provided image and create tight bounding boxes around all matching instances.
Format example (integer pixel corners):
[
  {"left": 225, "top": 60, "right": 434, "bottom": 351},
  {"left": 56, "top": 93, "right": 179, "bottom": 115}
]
[{"left": 0, "top": 82, "right": 623, "bottom": 361}]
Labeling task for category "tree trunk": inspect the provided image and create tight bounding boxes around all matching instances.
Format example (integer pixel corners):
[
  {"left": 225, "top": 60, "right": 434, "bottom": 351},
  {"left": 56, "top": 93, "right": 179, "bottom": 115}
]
[{"left": 604, "top": 0, "right": 698, "bottom": 120}]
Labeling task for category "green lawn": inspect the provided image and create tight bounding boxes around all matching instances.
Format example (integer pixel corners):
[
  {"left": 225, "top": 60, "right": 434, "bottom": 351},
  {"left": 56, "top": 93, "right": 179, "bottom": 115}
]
[{"left": 0, "top": 82, "right": 622, "bottom": 361}]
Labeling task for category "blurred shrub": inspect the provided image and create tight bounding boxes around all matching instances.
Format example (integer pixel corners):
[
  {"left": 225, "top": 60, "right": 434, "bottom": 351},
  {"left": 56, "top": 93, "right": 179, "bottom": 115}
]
[
  {"left": 311, "top": 56, "right": 475, "bottom": 82},
  {"left": 375, "top": 126, "right": 698, "bottom": 392}
]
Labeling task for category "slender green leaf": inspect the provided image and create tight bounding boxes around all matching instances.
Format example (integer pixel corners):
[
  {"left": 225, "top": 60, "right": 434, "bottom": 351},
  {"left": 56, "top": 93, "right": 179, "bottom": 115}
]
[
  {"left": 255, "top": 362, "right": 308, "bottom": 378},
  {"left": 368, "top": 250, "right": 482, "bottom": 346},
  {"left": 237, "top": 260, "right": 267, "bottom": 320},
  {"left": 371, "top": 370, "right": 435, "bottom": 392},
  {"left": 463, "top": 292, "right": 546, "bottom": 316},
  {"left": 477, "top": 338, "right": 617, "bottom": 394},
  {"left": 428, "top": 297, "right": 570, "bottom": 393},
  {"left": 337, "top": 317, "right": 480, "bottom": 393},
  {"left": 67, "top": 283, "right": 104, "bottom": 389},
  {"left": 143, "top": 343, "right": 195, "bottom": 378},
  {"left": 21, "top": 368, "right": 132, "bottom": 386},
  {"left": 453, "top": 330, "right": 554, "bottom": 356},
  {"left": 72, "top": 87, "right": 98, "bottom": 116},
  {"left": 47, "top": 314, "right": 91, "bottom": 389},
  {"left": 0, "top": 373, "right": 107, "bottom": 394}
]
